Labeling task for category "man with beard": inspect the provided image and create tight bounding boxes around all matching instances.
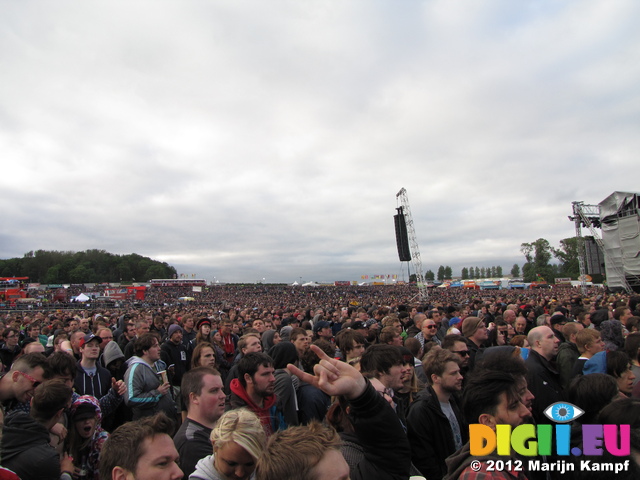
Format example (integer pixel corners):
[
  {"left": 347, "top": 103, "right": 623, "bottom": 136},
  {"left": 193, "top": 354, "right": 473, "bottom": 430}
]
[
  {"left": 443, "top": 371, "right": 530, "bottom": 480},
  {"left": 408, "top": 348, "right": 466, "bottom": 480},
  {"left": 415, "top": 317, "right": 441, "bottom": 348},
  {"left": 227, "top": 352, "right": 284, "bottom": 437},
  {"left": 442, "top": 334, "right": 470, "bottom": 374},
  {"left": 461, "top": 317, "right": 489, "bottom": 371}
]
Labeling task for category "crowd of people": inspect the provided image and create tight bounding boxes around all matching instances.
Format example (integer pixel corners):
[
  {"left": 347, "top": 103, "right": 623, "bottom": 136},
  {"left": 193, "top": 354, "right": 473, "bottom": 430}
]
[{"left": 0, "top": 284, "right": 639, "bottom": 480}]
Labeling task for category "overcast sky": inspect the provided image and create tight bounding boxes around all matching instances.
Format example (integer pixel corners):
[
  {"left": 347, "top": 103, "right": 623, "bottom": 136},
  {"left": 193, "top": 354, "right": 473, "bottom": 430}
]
[{"left": 2, "top": 1, "right": 639, "bottom": 284}]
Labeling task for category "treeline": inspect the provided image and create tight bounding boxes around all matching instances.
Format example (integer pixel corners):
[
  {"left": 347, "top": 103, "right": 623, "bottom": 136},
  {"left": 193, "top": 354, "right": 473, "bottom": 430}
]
[
  {"left": 422, "top": 265, "right": 504, "bottom": 281},
  {"left": 461, "top": 266, "right": 503, "bottom": 280},
  {"left": 0, "top": 249, "right": 177, "bottom": 284}
]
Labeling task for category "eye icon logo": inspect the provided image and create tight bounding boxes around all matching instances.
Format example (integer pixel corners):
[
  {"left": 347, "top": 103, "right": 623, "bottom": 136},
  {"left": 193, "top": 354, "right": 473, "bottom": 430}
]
[{"left": 543, "top": 402, "right": 584, "bottom": 423}]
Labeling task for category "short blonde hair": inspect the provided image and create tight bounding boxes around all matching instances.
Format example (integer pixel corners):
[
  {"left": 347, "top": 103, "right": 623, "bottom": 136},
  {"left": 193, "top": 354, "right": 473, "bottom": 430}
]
[{"left": 210, "top": 408, "right": 266, "bottom": 461}]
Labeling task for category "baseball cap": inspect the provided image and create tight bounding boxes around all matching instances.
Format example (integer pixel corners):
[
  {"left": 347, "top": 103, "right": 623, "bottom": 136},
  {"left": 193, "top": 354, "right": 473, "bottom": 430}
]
[
  {"left": 79, "top": 333, "right": 100, "bottom": 348},
  {"left": 313, "top": 321, "right": 331, "bottom": 334}
]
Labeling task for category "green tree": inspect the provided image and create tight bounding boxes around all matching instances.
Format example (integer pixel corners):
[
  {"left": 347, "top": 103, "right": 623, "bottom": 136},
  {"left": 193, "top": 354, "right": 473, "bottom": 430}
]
[
  {"left": 444, "top": 266, "right": 452, "bottom": 280},
  {"left": 144, "top": 264, "right": 168, "bottom": 281},
  {"left": 552, "top": 237, "right": 581, "bottom": 279},
  {"left": 69, "top": 264, "right": 97, "bottom": 283},
  {"left": 511, "top": 264, "right": 520, "bottom": 277},
  {"left": 116, "top": 262, "right": 134, "bottom": 282},
  {"left": 496, "top": 265, "right": 503, "bottom": 277},
  {"left": 437, "top": 266, "right": 445, "bottom": 281},
  {"left": 44, "top": 265, "right": 62, "bottom": 284},
  {"left": 480, "top": 267, "right": 486, "bottom": 278},
  {"left": 521, "top": 238, "right": 554, "bottom": 282},
  {"left": 424, "top": 270, "right": 435, "bottom": 281},
  {"left": 461, "top": 267, "right": 469, "bottom": 280},
  {"left": 468, "top": 267, "right": 475, "bottom": 279}
]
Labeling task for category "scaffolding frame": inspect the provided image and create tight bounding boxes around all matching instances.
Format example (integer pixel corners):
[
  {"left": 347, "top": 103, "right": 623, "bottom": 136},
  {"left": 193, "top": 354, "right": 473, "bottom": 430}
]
[
  {"left": 396, "top": 188, "right": 428, "bottom": 300},
  {"left": 569, "top": 201, "right": 632, "bottom": 294}
]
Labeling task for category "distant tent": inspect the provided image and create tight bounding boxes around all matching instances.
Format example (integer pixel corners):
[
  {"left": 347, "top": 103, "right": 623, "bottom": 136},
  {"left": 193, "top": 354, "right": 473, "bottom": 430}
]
[
  {"left": 302, "top": 282, "right": 319, "bottom": 287},
  {"left": 75, "top": 293, "right": 90, "bottom": 302},
  {"left": 292, "top": 281, "right": 299, "bottom": 286}
]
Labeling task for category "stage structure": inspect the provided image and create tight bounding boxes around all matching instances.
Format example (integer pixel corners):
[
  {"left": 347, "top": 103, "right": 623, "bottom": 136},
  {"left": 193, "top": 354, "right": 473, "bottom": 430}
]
[
  {"left": 396, "top": 188, "right": 427, "bottom": 300},
  {"left": 599, "top": 192, "right": 640, "bottom": 293},
  {"left": 570, "top": 192, "right": 640, "bottom": 294}
]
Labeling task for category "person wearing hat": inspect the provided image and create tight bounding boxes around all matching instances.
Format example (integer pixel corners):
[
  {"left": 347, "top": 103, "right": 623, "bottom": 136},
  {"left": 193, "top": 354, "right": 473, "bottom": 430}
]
[
  {"left": 75, "top": 333, "right": 126, "bottom": 402},
  {"left": 160, "top": 324, "right": 189, "bottom": 411},
  {"left": 194, "top": 318, "right": 212, "bottom": 347},
  {"left": 461, "top": 316, "right": 488, "bottom": 372},
  {"left": 65, "top": 395, "right": 109, "bottom": 480},
  {"left": 313, "top": 321, "right": 333, "bottom": 343},
  {"left": 550, "top": 314, "right": 569, "bottom": 344}
]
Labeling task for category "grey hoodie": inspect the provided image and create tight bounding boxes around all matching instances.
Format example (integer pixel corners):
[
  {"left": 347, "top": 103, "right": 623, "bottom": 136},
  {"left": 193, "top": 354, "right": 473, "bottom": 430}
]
[
  {"left": 124, "top": 356, "right": 176, "bottom": 419},
  {"left": 189, "top": 454, "right": 257, "bottom": 480}
]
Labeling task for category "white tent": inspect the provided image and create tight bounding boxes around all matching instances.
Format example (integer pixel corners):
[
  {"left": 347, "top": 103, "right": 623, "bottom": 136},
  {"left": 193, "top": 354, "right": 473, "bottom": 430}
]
[{"left": 74, "top": 293, "right": 90, "bottom": 302}]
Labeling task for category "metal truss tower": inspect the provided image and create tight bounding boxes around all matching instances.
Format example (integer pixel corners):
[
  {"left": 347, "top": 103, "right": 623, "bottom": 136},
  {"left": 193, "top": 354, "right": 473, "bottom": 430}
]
[
  {"left": 569, "top": 201, "right": 632, "bottom": 294},
  {"left": 396, "top": 188, "right": 428, "bottom": 300}
]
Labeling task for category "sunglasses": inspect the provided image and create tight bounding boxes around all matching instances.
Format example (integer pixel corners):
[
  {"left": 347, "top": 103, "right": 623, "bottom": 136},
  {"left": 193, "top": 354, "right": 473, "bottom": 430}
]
[
  {"left": 17, "top": 370, "right": 41, "bottom": 389},
  {"left": 425, "top": 325, "right": 437, "bottom": 329},
  {"left": 453, "top": 350, "right": 470, "bottom": 357}
]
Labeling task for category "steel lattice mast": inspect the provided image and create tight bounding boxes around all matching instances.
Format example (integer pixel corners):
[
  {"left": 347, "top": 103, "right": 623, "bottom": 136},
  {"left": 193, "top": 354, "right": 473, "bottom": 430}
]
[{"left": 396, "top": 188, "right": 427, "bottom": 300}]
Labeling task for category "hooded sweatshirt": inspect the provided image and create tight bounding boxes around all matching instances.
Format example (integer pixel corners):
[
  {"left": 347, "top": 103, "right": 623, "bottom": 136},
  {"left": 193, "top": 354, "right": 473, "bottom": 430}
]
[
  {"left": 124, "top": 356, "right": 176, "bottom": 419},
  {"left": 1, "top": 411, "right": 60, "bottom": 480},
  {"left": 228, "top": 379, "right": 283, "bottom": 436},
  {"left": 190, "top": 454, "right": 258, "bottom": 480},
  {"left": 75, "top": 360, "right": 113, "bottom": 399},
  {"left": 68, "top": 396, "right": 109, "bottom": 480}
]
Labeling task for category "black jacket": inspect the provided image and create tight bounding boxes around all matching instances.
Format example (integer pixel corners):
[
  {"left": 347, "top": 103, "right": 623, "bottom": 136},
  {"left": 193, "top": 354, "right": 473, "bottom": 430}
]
[
  {"left": 160, "top": 340, "right": 188, "bottom": 387},
  {"left": 342, "top": 381, "right": 411, "bottom": 480},
  {"left": 407, "top": 385, "right": 468, "bottom": 480},
  {"left": 0, "top": 344, "right": 20, "bottom": 372},
  {"left": 525, "top": 349, "right": 565, "bottom": 424},
  {"left": 1, "top": 412, "right": 61, "bottom": 480}
]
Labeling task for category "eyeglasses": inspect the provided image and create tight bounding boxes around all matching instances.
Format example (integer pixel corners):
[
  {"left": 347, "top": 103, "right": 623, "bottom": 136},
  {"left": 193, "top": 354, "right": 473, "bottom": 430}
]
[
  {"left": 425, "top": 325, "right": 437, "bottom": 329},
  {"left": 453, "top": 350, "right": 470, "bottom": 357},
  {"left": 499, "top": 330, "right": 508, "bottom": 336},
  {"left": 17, "top": 370, "right": 41, "bottom": 389}
]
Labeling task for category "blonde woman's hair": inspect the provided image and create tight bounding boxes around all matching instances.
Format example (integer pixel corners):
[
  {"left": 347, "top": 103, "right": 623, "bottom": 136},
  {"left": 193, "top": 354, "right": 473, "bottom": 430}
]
[{"left": 210, "top": 408, "right": 266, "bottom": 461}]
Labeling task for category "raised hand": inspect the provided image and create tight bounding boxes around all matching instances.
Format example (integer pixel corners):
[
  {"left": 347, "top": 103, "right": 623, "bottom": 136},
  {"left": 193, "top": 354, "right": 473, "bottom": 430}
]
[{"left": 287, "top": 344, "right": 366, "bottom": 400}]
